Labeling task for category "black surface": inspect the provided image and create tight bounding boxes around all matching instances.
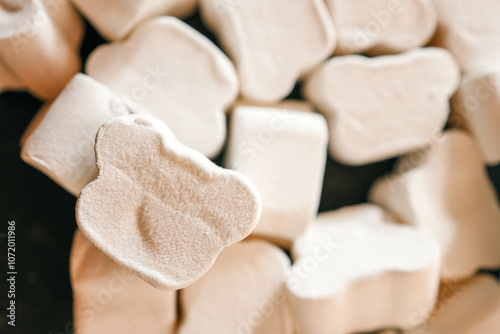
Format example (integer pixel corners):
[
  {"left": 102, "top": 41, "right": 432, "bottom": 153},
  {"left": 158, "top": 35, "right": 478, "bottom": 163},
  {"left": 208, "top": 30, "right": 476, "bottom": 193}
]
[{"left": 1, "top": 10, "right": 500, "bottom": 334}]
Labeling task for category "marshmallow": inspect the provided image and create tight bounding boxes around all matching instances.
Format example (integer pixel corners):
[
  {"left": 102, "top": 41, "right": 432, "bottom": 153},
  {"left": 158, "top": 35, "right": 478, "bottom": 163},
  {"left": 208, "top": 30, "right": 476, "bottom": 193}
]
[
  {"left": 431, "top": 0, "right": 500, "bottom": 72},
  {"left": 199, "top": 0, "right": 336, "bottom": 103},
  {"left": 70, "top": 230, "right": 177, "bottom": 334},
  {"left": 407, "top": 275, "right": 500, "bottom": 334},
  {"left": 224, "top": 106, "right": 328, "bottom": 244},
  {"left": 370, "top": 130, "right": 500, "bottom": 280},
  {"left": 76, "top": 114, "right": 262, "bottom": 290},
  {"left": 303, "top": 48, "right": 460, "bottom": 165},
  {"left": 86, "top": 17, "right": 237, "bottom": 158},
  {"left": 179, "top": 240, "right": 293, "bottom": 334},
  {"left": 451, "top": 64, "right": 500, "bottom": 165},
  {"left": 0, "top": 0, "right": 83, "bottom": 99},
  {"left": 286, "top": 204, "right": 441, "bottom": 334},
  {"left": 70, "top": 0, "right": 196, "bottom": 41},
  {"left": 21, "top": 74, "right": 131, "bottom": 196},
  {"left": 326, "top": 0, "right": 437, "bottom": 55}
]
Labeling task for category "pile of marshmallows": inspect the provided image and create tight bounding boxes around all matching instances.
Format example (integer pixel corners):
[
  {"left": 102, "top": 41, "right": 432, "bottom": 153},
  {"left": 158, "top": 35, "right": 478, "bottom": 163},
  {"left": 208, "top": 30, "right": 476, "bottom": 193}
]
[{"left": 3, "top": 0, "right": 500, "bottom": 333}]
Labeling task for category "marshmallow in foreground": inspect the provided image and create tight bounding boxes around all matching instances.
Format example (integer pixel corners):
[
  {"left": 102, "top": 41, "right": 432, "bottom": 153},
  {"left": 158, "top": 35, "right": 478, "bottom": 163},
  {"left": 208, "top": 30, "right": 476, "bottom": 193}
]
[
  {"left": 76, "top": 114, "right": 262, "bottom": 290},
  {"left": 70, "top": 230, "right": 177, "bottom": 334},
  {"left": 225, "top": 106, "right": 328, "bottom": 244},
  {"left": 406, "top": 275, "right": 500, "bottom": 334},
  {"left": 370, "top": 130, "right": 500, "bottom": 280},
  {"left": 452, "top": 64, "right": 500, "bottom": 166},
  {"left": 70, "top": 0, "right": 196, "bottom": 41},
  {"left": 303, "top": 47, "right": 460, "bottom": 165},
  {"left": 86, "top": 17, "right": 237, "bottom": 158},
  {"left": 0, "top": 0, "right": 83, "bottom": 99},
  {"left": 431, "top": 0, "right": 500, "bottom": 71},
  {"left": 326, "top": 0, "right": 437, "bottom": 55},
  {"left": 21, "top": 74, "right": 131, "bottom": 196},
  {"left": 199, "top": 0, "right": 336, "bottom": 103},
  {"left": 179, "top": 240, "right": 293, "bottom": 334},
  {"left": 286, "top": 204, "right": 441, "bottom": 334}
]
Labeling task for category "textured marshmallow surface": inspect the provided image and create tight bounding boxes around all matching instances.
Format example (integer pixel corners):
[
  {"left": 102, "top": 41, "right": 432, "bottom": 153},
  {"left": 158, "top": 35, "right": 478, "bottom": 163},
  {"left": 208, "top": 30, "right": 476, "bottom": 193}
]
[
  {"left": 71, "top": 0, "right": 196, "bottom": 41},
  {"left": 304, "top": 48, "right": 460, "bottom": 165},
  {"left": 179, "top": 240, "right": 293, "bottom": 334},
  {"left": 452, "top": 64, "right": 500, "bottom": 165},
  {"left": 370, "top": 130, "right": 500, "bottom": 279},
  {"left": 76, "top": 114, "right": 262, "bottom": 290},
  {"left": 70, "top": 230, "right": 177, "bottom": 334},
  {"left": 21, "top": 74, "right": 131, "bottom": 196},
  {"left": 199, "top": 0, "right": 336, "bottom": 103},
  {"left": 287, "top": 204, "right": 440, "bottom": 334},
  {"left": 0, "top": 0, "right": 83, "bottom": 99},
  {"left": 327, "top": 0, "right": 437, "bottom": 55},
  {"left": 86, "top": 16, "right": 237, "bottom": 158},
  {"left": 431, "top": 0, "right": 500, "bottom": 71},
  {"left": 225, "top": 106, "right": 328, "bottom": 243},
  {"left": 407, "top": 275, "right": 500, "bottom": 334}
]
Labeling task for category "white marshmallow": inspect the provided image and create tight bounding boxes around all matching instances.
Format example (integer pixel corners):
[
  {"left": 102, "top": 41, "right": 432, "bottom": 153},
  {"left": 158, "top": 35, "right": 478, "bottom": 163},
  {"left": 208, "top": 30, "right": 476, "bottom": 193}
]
[
  {"left": 76, "top": 114, "right": 262, "bottom": 290},
  {"left": 304, "top": 48, "right": 460, "bottom": 165},
  {"left": 21, "top": 74, "right": 131, "bottom": 196},
  {"left": 179, "top": 240, "right": 293, "bottom": 334},
  {"left": 431, "top": 0, "right": 500, "bottom": 71},
  {"left": 370, "top": 130, "right": 500, "bottom": 280},
  {"left": 86, "top": 17, "right": 238, "bottom": 158},
  {"left": 199, "top": 0, "right": 336, "bottom": 103},
  {"left": 407, "top": 275, "right": 500, "bottom": 334},
  {"left": 70, "top": 230, "right": 177, "bottom": 334},
  {"left": 70, "top": 0, "right": 196, "bottom": 41},
  {"left": 0, "top": 0, "right": 83, "bottom": 99},
  {"left": 451, "top": 64, "right": 500, "bottom": 165},
  {"left": 224, "top": 106, "right": 328, "bottom": 244},
  {"left": 326, "top": 0, "right": 437, "bottom": 55},
  {"left": 286, "top": 204, "right": 441, "bottom": 334}
]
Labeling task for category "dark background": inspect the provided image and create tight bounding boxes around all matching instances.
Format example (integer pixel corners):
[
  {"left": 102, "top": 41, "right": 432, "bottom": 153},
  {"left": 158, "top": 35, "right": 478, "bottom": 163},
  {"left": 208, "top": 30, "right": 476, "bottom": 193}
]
[{"left": 1, "top": 12, "right": 500, "bottom": 334}]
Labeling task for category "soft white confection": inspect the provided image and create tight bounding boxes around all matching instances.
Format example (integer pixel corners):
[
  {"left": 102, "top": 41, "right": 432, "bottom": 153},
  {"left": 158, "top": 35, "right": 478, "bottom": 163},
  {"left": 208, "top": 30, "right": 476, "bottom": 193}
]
[
  {"left": 70, "top": 230, "right": 177, "bottom": 334},
  {"left": 286, "top": 204, "right": 441, "bottom": 334},
  {"left": 370, "top": 130, "right": 500, "bottom": 280},
  {"left": 326, "top": 0, "right": 437, "bottom": 55},
  {"left": 431, "top": 0, "right": 500, "bottom": 72},
  {"left": 303, "top": 48, "right": 460, "bottom": 165},
  {"left": 179, "top": 240, "right": 294, "bottom": 334},
  {"left": 406, "top": 275, "right": 500, "bottom": 334},
  {"left": 76, "top": 114, "right": 262, "bottom": 290},
  {"left": 21, "top": 74, "right": 131, "bottom": 196},
  {"left": 224, "top": 106, "right": 328, "bottom": 244},
  {"left": 452, "top": 64, "right": 500, "bottom": 165},
  {"left": 0, "top": 0, "right": 83, "bottom": 99},
  {"left": 70, "top": 0, "right": 196, "bottom": 41},
  {"left": 199, "top": 0, "right": 336, "bottom": 103},
  {"left": 86, "top": 17, "right": 237, "bottom": 158}
]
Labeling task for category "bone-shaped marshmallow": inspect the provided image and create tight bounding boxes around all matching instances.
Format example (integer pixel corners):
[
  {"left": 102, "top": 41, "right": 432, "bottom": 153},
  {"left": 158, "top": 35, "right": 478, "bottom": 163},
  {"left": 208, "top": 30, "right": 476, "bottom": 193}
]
[
  {"left": 0, "top": 0, "right": 83, "bottom": 99},
  {"left": 370, "top": 130, "right": 500, "bottom": 280},
  {"left": 431, "top": 0, "right": 500, "bottom": 72},
  {"left": 21, "top": 73, "right": 131, "bottom": 196},
  {"left": 70, "top": 0, "right": 196, "bottom": 41},
  {"left": 451, "top": 64, "right": 500, "bottom": 166},
  {"left": 179, "top": 240, "right": 293, "bottom": 334},
  {"left": 303, "top": 47, "right": 460, "bottom": 165},
  {"left": 224, "top": 106, "right": 328, "bottom": 244},
  {"left": 76, "top": 114, "right": 262, "bottom": 290},
  {"left": 199, "top": 0, "right": 336, "bottom": 103},
  {"left": 326, "top": 0, "right": 437, "bottom": 55},
  {"left": 86, "top": 16, "right": 237, "bottom": 158},
  {"left": 70, "top": 230, "right": 177, "bottom": 334},
  {"left": 406, "top": 275, "right": 500, "bottom": 334},
  {"left": 286, "top": 204, "right": 441, "bottom": 334}
]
